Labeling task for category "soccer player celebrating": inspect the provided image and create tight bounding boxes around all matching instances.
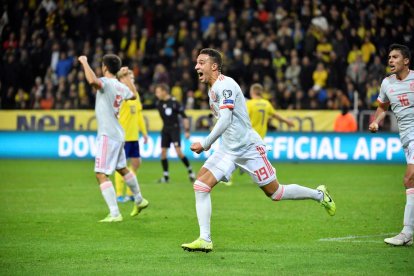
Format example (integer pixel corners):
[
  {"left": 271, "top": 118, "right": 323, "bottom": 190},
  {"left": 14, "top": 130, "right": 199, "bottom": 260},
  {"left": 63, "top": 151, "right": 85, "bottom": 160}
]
[
  {"left": 369, "top": 44, "right": 414, "bottom": 246},
  {"left": 154, "top": 83, "right": 196, "bottom": 183},
  {"left": 79, "top": 54, "right": 148, "bottom": 222},
  {"left": 114, "top": 70, "right": 148, "bottom": 202},
  {"left": 181, "top": 48, "right": 336, "bottom": 252},
  {"left": 247, "top": 83, "right": 294, "bottom": 139}
]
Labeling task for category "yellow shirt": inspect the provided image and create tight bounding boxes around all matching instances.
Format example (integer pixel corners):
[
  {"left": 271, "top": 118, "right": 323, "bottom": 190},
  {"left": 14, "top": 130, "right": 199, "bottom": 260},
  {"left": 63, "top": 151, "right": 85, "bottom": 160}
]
[
  {"left": 313, "top": 70, "right": 328, "bottom": 88},
  {"left": 316, "top": 42, "right": 333, "bottom": 63},
  {"left": 119, "top": 93, "right": 147, "bottom": 141},
  {"left": 347, "top": 49, "right": 362, "bottom": 64},
  {"left": 246, "top": 98, "right": 276, "bottom": 138},
  {"left": 361, "top": 42, "right": 376, "bottom": 63}
]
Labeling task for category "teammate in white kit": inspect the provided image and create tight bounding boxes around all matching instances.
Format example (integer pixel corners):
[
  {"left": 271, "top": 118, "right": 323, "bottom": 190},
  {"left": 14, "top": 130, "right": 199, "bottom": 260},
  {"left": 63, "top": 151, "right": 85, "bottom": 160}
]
[
  {"left": 181, "top": 48, "right": 336, "bottom": 252},
  {"left": 79, "top": 54, "right": 148, "bottom": 222},
  {"left": 369, "top": 44, "right": 414, "bottom": 246}
]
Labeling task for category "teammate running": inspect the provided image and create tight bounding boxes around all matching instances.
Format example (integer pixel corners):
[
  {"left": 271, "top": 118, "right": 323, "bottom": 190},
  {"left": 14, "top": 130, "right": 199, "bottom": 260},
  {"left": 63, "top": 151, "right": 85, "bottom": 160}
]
[{"left": 369, "top": 43, "right": 414, "bottom": 246}]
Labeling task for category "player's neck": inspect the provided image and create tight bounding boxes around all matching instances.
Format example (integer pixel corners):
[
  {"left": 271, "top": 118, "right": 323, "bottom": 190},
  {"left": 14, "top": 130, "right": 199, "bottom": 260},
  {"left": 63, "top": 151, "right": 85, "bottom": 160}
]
[
  {"left": 209, "top": 72, "right": 221, "bottom": 86},
  {"left": 396, "top": 67, "right": 410, "bottom": 80},
  {"left": 104, "top": 72, "right": 116, "bottom": 79}
]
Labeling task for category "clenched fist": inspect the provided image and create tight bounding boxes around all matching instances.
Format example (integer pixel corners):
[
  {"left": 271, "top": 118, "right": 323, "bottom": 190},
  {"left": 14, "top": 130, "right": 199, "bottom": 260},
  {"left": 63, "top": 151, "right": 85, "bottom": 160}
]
[
  {"left": 78, "top": 56, "right": 88, "bottom": 64},
  {"left": 368, "top": 122, "right": 379, "bottom": 133}
]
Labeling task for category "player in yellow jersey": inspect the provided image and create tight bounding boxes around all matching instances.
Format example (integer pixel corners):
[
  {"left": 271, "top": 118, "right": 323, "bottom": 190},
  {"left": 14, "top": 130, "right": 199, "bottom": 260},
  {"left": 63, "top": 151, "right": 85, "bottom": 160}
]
[
  {"left": 247, "top": 83, "right": 294, "bottom": 139},
  {"left": 115, "top": 70, "right": 148, "bottom": 202}
]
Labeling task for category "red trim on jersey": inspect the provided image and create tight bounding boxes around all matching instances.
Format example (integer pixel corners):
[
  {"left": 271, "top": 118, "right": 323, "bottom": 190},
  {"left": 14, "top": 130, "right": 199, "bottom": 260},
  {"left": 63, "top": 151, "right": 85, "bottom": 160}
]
[
  {"left": 256, "top": 146, "right": 274, "bottom": 176},
  {"left": 376, "top": 98, "right": 389, "bottom": 104},
  {"left": 407, "top": 188, "right": 414, "bottom": 195},
  {"left": 219, "top": 105, "right": 234, "bottom": 109},
  {"left": 218, "top": 74, "right": 225, "bottom": 81}
]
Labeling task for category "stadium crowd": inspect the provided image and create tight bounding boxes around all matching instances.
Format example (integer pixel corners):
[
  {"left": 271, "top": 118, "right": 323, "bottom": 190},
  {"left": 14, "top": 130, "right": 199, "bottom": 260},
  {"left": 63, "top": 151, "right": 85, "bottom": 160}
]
[{"left": 0, "top": 0, "right": 413, "bottom": 111}]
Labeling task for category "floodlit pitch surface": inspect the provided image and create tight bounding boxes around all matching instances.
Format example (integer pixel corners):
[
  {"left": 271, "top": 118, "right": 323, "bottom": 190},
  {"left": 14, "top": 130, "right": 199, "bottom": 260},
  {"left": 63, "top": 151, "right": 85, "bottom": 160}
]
[{"left": 1, "top": 160, "right": 413, "bottom": 274}]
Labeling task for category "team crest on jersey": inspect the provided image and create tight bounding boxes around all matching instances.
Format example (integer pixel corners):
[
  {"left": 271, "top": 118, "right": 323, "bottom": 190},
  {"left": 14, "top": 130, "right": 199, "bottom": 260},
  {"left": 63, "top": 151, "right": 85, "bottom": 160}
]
[
  {"left": 410, "top": 81, "right": 414, "bottom": 91},
  {"left": 223, "top": 89, "right": 232, "bottom": 99}
]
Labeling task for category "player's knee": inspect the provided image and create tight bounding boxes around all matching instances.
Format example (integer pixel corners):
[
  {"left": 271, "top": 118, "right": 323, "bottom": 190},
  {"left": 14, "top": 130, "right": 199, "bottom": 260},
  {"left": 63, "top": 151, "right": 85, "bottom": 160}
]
[
  {"left": 117, "top": 167, "right": 129, "bottom": 176},
  {"left": 193, "top": 180, "right": 211, "bottom": 193},
  {"left": 95, "top": 172, "right": 107, "bottom": 183}
]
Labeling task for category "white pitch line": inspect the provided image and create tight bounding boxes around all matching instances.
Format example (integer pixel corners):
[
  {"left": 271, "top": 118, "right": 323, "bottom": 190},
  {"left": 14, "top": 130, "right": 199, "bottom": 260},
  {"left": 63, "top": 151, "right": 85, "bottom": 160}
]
[{"left": 318, "top": 233, "right": 398, "bottom": 243}]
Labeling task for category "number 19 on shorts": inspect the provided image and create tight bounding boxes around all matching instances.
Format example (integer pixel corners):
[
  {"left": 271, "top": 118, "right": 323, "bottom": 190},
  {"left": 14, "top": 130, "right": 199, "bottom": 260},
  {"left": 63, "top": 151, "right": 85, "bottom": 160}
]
[{"left": 254, "top": 167, "right": 270, "bottom": 182}]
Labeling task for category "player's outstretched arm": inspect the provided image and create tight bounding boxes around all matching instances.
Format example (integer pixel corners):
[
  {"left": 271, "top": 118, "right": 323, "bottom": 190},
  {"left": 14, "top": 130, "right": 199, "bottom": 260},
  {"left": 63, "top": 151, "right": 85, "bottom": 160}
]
[
  {"left": 272, "top": 113, "right": 295, "bottom": 128},
  {"left": 118, "top": 67, "right": 137, "bottom": 100},
  {"left": 78, "top": 56, "right": 102, "bottom": 90},
  {"left": 369, "top": 102, "right": 389, "bottom": 133}
]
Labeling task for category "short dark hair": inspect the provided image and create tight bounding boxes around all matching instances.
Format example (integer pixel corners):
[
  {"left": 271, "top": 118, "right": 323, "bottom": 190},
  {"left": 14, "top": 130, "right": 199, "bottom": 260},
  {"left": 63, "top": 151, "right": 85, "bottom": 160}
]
[
  {"left": 154, "top": 83, "right": 170, "bottom": 93},
  {"left": 102, "top": 54, "right": 121, "bottom": 75},
  {"left": 200, "top": 48, "right": 223, "bottom": 72},
  {"left": 389, "top": 44, "right": 411, "bottom": 63}
]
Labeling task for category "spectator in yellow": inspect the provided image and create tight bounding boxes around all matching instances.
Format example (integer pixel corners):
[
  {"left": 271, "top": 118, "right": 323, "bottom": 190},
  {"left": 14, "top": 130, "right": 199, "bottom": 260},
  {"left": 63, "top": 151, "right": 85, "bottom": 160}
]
[
  {"left": 312, "top": 62, "right": 328, "bottom": 91},
  {"left": 347, "top": 44, "right": 362, "bottom": 64},
  {"left": 316, "top": 36, "right": 333, "bottom": 63},
  {"left": 115, "top": 70, "right": 148, "bottom": 202},
  {"left": 247, "top": 83, "right": 294, "bottom": 139},
  {"left": 361, "top": 36, "right": 376, "bottom": 63}
]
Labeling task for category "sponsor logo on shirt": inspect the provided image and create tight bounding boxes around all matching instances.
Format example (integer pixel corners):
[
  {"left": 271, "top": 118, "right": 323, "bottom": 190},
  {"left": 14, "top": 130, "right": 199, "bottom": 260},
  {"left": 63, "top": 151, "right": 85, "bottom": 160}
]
[{"left": 223, "top": 99, "right": 234, "bottom": 105}]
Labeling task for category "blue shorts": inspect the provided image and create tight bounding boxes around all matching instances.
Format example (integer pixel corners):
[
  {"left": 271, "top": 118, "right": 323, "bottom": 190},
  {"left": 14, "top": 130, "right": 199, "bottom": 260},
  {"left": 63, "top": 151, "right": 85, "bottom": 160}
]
[{"left": 124, "top": 141, "right": 140, "bottom": 158}]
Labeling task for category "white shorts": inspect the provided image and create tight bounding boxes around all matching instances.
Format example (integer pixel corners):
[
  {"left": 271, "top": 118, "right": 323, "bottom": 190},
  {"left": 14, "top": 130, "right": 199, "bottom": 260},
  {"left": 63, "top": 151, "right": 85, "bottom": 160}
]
[
  {"left": 404, "top": 141, "right": 414, "bottom": 165},
  {"left": 203, "top": 144, "right": 277, "bottom": 187},
  {"left": 94, "top": 135, "right": 127, "bottom": 175}
]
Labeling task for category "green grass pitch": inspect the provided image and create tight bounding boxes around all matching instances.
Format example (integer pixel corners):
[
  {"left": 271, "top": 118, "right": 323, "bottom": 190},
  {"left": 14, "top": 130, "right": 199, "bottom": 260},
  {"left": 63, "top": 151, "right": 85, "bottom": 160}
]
[{"left": 0, "top": 159, "right": 413, "bottom": 275}]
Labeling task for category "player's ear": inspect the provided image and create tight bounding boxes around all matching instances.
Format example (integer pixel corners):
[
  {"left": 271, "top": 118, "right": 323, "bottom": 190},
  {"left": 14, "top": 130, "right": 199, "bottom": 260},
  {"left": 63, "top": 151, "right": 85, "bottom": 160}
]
[
  {"left": 404, "top": 58, "right": 409, "bottom": 66},
  {"left": 211, "top": 62, "right": 218, "bottom": 71}
]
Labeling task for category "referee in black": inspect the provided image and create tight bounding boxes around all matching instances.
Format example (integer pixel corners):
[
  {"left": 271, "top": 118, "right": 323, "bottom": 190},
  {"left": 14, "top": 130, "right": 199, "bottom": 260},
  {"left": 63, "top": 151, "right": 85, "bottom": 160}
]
[{"left": 154, "top": 83, "right": 196, "bottom": 183}]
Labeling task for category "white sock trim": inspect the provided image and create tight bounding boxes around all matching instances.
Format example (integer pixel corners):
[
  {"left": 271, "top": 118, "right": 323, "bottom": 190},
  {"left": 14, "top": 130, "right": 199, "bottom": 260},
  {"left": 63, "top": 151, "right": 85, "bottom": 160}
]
[
  {"left": 99, "top": 181, "right": 112, "bottom": 191},
  {"left": 270, "top": 185, "right": 284, "bottom": 201}
]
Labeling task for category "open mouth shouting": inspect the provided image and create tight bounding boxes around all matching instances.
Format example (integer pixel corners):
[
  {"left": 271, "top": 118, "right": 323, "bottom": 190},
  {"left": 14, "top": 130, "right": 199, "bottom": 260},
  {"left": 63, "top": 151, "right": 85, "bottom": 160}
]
[{"left": 197, "top": 71, "right": 204, "bottom": 80}]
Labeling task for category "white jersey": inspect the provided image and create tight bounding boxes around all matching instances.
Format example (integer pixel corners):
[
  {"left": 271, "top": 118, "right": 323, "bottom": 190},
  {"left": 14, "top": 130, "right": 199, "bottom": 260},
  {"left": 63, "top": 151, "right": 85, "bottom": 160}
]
[
  {"left": 378, "top": 70, "right": 414, "bottom": 148},
  {"left": 205, "top": 74, "right": 263, "bottom": 154},
  {"left": 95, "top": 77, "right": 134, "bottom": 142}
]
